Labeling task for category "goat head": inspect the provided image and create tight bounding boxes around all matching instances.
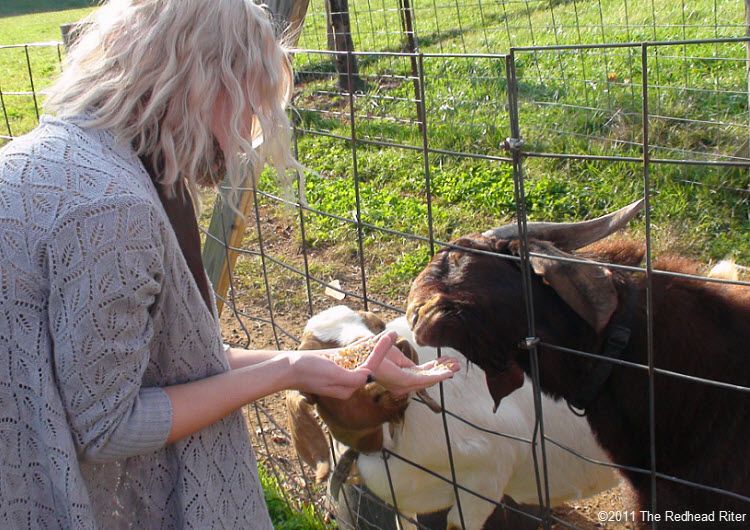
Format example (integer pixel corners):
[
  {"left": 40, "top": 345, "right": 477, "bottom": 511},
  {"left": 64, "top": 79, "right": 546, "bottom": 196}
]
[{"left": 406, "top": 200, "right": 643, "bottom": 410}]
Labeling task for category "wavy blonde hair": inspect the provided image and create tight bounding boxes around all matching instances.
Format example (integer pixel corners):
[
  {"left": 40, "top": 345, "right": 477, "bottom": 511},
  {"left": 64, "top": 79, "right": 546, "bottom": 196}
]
[{"left": 45, "top": 0, "right": 297, "bottom": 206}]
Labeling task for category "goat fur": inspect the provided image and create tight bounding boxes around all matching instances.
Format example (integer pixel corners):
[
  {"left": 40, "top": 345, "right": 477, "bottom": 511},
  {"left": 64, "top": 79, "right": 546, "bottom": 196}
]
[{"left": 408, "top": 232, "right": 750, "bottom": 528}]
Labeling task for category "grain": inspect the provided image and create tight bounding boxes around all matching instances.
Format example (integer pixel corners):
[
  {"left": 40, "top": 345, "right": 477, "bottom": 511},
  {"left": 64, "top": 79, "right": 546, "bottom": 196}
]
[{"left": 333, "top": 337, "right": 377, "bottom": 369}]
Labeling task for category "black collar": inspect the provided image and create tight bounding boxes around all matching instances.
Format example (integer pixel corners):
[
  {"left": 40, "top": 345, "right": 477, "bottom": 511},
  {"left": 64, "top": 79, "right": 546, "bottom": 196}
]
[{"left": 567, "top": 285, "right": 639, "bottom": 415}]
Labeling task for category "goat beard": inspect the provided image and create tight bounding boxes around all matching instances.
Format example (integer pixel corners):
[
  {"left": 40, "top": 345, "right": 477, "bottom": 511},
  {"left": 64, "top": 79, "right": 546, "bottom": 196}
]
[{"left": 485, "top": 361, "right": 525, "bottom": 413}]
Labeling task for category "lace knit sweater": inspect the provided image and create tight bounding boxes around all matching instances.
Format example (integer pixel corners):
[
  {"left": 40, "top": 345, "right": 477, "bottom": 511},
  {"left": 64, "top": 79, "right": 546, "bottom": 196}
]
[{"left": 0, "top": 116, "right": 273, "bottom": 529}]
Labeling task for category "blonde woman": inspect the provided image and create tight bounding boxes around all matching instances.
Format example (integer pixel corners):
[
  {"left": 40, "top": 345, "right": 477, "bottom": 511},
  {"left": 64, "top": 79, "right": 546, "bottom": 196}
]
[{"left": 0, "top": 1, "right": 457, "bottom": 528}]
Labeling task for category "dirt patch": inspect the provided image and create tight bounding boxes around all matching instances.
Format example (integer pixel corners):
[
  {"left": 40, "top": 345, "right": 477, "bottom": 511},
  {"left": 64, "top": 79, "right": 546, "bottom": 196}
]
[{"left": 552, "top": 483, "right": 639, "bottom": 529}]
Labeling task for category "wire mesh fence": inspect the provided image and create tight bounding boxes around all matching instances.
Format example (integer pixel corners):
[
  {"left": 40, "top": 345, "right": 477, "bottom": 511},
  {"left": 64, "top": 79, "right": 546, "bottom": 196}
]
[
  {"left": 297, "top": 0, "right": 747, "bottom": 54},
  {"left": 0, "top": 42, "right": 64, "bottom": 142},
  {"left": 217, "top": 35, "right": 750, "bottom": 529},
  {"left": 3, "top": 3, "right": 750, "bottom": 529}
]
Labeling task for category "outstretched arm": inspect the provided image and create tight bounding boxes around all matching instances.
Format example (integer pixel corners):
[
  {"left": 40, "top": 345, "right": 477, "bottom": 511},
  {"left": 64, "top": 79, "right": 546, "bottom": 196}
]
[{"left": 164, "top": 332, "right": 401, "bottom": 444}]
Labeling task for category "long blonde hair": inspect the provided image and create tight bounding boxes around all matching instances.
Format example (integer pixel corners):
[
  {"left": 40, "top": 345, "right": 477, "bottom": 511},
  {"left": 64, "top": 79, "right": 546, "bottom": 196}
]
[{"left": 45, "top": 0, "right": 297, "bottom": 205}]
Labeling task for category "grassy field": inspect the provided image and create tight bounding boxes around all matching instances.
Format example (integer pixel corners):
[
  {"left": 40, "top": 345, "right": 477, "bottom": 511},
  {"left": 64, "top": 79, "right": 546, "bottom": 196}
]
[
  {"left": 2, "top": 0, "right": 748, "bottom": 308},
  {"left": 237, "top": 0, "right": 749, "bottom": 313},
  {"left": 0, "top": 1, "right": 96, "bottom": 137}
]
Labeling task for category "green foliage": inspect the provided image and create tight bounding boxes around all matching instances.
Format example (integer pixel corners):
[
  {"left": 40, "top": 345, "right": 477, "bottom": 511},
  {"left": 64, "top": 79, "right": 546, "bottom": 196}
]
[
  {"left": 370, "top": 244, "right": 433, "bottom": 299},
  {"left": 4, "top": 1, "right": 749, "bottom": 276},
  {"left": 258, "top": 466, "right": 333, "bottom": 530},
  {"left": 0, "top": 4, "right": 95, "bottom": 43},
  {"left": 288, "top": 0, "right": 749, "bottom": 266},
  {"left": 0, "top": 1, "right": 95, "bottom": 18}
]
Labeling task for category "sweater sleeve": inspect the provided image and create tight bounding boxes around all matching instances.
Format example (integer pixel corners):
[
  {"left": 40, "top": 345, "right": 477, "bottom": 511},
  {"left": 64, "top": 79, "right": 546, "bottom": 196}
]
[{"left": 47, "top": 197, "right": 173, "bottom": 463}]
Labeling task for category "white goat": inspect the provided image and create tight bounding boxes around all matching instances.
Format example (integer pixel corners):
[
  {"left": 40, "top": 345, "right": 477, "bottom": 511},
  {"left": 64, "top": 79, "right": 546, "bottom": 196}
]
[{"left": 289, "top": 306, "right": 619, "bottom": 530}]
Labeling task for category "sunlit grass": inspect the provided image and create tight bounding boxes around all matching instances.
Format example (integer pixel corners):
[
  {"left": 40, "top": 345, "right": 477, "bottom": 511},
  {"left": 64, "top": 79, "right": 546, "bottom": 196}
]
[{"left": 3, "top": 1, "right": 748, "bottom": 308}]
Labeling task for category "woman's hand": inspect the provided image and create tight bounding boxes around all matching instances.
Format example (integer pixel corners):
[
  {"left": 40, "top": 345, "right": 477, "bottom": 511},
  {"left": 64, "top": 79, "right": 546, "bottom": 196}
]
[
  {"left": 302, "top": 331, "right": 460, "bottom": 398},
  {"left": 371, "top": 356, "right": 460, "bottom": 396},
  {"left": 286, "top": 331, "right": 398, "bottom": 399},
  {"left": 289, "top": 330, "right": 459, "bottom": 400}
]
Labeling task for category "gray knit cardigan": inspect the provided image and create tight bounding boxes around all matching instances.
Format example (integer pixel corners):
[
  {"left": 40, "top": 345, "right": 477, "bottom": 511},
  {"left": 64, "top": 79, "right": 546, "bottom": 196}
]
[{"left": 0, "top": 115, "right": 272, "bottom": 529}]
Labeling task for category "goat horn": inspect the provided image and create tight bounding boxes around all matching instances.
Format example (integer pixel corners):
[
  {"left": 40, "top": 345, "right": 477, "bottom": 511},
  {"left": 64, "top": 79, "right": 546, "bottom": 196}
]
[{"left": 482, "top": 199, "right": 644, "bottom": 250}]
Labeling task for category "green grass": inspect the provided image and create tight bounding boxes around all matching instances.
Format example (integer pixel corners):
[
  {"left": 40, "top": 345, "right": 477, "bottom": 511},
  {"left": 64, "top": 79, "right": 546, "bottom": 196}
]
[
  {"left": 3, "top": 1, "right": 748, "bottom": 309},
  {"left": 282, "top": 0, "right": 750, "bottom": 292},
  {"left": 0, "top": 1, "right": 95, "bottom": 18},
  {"left": 259, "top": 465, "right": 333, "bottom": 530},
  {"left": 0, "top": 4, "right": 96, "bottom": 138},
  {"left": 0, "top": 2, "right": 96, "bottom": 43}
]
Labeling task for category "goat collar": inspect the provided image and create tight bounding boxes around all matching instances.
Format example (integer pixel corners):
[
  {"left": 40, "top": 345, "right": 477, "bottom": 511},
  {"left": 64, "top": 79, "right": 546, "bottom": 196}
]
[{"left": 567, "top": 285, "right": 638, "bottom": 415}]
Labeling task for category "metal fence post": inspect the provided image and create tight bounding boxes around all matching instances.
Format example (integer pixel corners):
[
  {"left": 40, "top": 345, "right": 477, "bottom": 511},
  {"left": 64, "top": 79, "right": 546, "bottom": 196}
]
[
  {"left": 504, "top": 49, "right": 553, "bottom": 530},
  {"left": 398, "top": 0, "right": 425, "bottom": 135},
  {"left": 416, "top": 52, "right": 468, "bottom": 530},
  {"left": 346, "top": 49, "right": 371, "bottom": 311},
  {"left": 641, "top": 42, "right": 659, "bottom": 530}
]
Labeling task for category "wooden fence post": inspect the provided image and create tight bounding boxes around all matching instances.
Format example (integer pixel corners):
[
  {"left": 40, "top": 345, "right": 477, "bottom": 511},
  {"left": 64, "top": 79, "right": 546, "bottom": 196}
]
[
  {"left": 328, "top": 0, "right": 362, "bottom": 91},
  {"left": 264, "top": 0, "right": 311, "bottom": 38},
  {"left": 60, "top": 22, "right": 88, "bottom": 49}
]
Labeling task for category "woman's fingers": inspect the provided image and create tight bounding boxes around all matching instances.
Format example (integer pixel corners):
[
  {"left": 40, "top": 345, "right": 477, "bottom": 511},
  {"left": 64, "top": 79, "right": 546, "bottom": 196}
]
[
  {"left": 403, "top": 367, "right": 456, "bottom": 390},
  {"left": 387, "top": 345, "right": 417, "bottom": 368},
  {"left": 372, "top": 355, "right": 460, "bottom": 395},
  {"left": 358, "top": 330, "right": 398, "bottom": 372},
  {"left": 415, "top": 357, "right": 461, "bottom": 372},
  {"left": 311, "top": 334, "right": 460, "bottom": 400}
]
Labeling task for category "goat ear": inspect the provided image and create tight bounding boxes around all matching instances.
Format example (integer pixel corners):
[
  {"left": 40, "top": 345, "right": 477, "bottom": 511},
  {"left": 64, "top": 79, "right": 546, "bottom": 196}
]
[
  {"left": 285, "top": 391, "right": 331, "bottom": 483},
  {"left": 298, "top": 333, "right": 328, "bottom": 352},
  {"left": 510, "top": 240, "right": 618, "bottom": 333}
]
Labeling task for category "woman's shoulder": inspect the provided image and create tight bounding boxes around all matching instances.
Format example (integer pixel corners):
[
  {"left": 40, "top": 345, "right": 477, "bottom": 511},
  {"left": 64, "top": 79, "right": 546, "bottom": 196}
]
[{"left": 1, "top": 115, "right": 162, "bottom": 231}]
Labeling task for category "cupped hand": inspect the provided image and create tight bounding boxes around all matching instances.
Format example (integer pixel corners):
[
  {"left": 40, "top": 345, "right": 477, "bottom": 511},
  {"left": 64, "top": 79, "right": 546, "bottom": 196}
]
[
  {"left": 372, "top": 356, "right": 460, "bottom": 396},
  {"left": 347, "top": 331, "right": 460, "bottom": 396},
  {"left": 291, "top": 331, "right": 459, "bottom": 399},
  {"left": 288, "top": 330, "right": 399, "bottom": 399}
]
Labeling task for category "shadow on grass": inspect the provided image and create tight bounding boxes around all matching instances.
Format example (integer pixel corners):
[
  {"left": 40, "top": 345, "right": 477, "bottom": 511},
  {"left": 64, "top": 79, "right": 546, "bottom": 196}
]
[{"left": 0, "top": 1, "right": 95, "bottom": 18}]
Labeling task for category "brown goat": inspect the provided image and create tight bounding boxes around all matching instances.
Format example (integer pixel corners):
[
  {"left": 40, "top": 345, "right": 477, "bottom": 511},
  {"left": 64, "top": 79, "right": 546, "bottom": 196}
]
[{"left": 406, "top": 201, "right": 750, "bottom": 528}]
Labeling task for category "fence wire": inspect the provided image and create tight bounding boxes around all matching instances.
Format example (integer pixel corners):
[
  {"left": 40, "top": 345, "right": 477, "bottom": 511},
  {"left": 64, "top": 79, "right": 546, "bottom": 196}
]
[
  {"left": 298, "top": 0, "right": 746, "bottom": 55},
  {"left": 250, "top": 37, "right": 750, "bottom": 530},
  {"left": 3, "top": 4, "right": 750, "bottom": 529}
]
